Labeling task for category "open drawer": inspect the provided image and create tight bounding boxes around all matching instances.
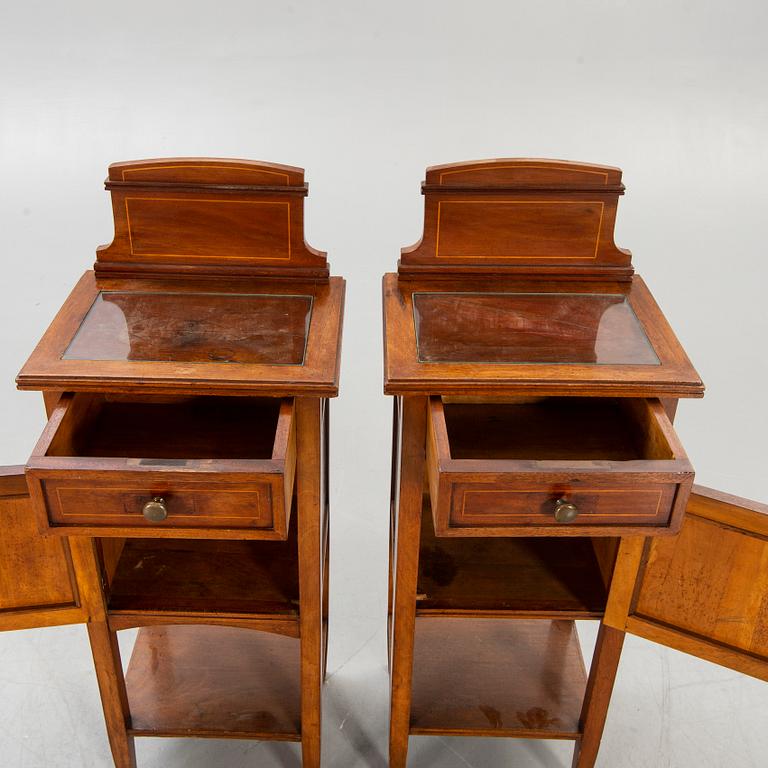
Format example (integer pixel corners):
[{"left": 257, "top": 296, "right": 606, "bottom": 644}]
[
  {"left": 26, "top": 393, "right": 295, "bottom": 539},
  {"left": 426, "top": 396, "right": 693, "bottom": 537}
]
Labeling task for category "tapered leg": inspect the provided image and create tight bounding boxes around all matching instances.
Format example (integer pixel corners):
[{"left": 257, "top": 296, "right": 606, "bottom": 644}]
[
  {"left": 321, "top": 529, "right": 330, "bottom": 682},
  {"left": 321, "top": 399, "right": 330, "bottom": 682},
  {"left": 68, "top": 537, "right": 136, "bottom": 768},
  {"left": 297, "top": 397, "right": 323, "bottom": 767},
  {"left": 389, "top": 396, "right": 427, "bottom": 768},
  {"left": 87, "top": 621, "right": 137, "bottom": 768},
  {"left": 387, "top": 397, "right": 401, "bottom": 671},
  {"left": 572, "top": 624, "right": 625, "bottom": 768}
]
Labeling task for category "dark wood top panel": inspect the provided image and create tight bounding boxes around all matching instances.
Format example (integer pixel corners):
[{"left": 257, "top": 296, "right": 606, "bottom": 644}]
[
  {"left": 17, "top": 271, "right": 345, "bottom": 396},
  {"left": 414, "top": 292, "right": 658, "bottom": 365},
  {"left": 400, "top": 158, "right": 631, "bottom": 279},
  {"left": 383, "top": 273, "right": 703, "bottom": 397},
  {"left": 64, "top": 291, "right": 312, "bottom": 365},
  {"left": 96, "top": 158, "right": 328, "bottom": 279}
]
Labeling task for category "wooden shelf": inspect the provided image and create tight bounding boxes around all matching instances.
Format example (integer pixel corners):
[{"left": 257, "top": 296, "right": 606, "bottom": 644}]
[
  {"left": 410, "top": 618, "right": 586, "bottom": 739},
  {"left": 107, "top": 523, "right": 299, "bottom": 624},
  {"left": 125, "top": 625, "right": 301, "bottom": 740},
  {"left": 418, "top": 500, "right": 608, "bottom": 618}
]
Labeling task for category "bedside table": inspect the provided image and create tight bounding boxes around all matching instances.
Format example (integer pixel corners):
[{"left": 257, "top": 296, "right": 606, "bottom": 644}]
[
  {"left": 0, "top": 158, "right": 345, "bottom": 768},
  {"left": 383, "top": 158, "right": 767, "bottom": 767}
]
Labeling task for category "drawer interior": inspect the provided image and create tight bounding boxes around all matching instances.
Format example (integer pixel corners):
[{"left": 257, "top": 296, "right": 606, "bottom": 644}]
[
  {"left": 441, "top": 397, "right": 676, "bottom": 461},
  {"left": 44, "top": 394, "right": 285, "bottom": 460}
]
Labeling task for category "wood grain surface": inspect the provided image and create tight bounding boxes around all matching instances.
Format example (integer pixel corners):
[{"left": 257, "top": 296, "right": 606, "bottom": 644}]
[
  {"left": 410, "top": 617, "right": 587, "bottom": 739},
  {"left": 125, "top": 625, "right": 302, "bottom": 739}
]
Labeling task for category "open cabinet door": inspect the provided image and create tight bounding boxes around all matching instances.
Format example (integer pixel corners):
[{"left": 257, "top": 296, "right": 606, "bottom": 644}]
[
  {"left": 0, "top": 466, "right": 87, "bottom": 631},
  {"left": 605, "top": 485, "right": 768, "bottom": 681}
]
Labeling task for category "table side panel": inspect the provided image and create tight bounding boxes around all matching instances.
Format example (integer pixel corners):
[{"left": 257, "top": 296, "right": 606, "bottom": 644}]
[
  {"left": 605, "top": 486, "right": 768, "bottom": 681},
  {"left": 0, "top": 468, "right": 85, "bottom": 630}
]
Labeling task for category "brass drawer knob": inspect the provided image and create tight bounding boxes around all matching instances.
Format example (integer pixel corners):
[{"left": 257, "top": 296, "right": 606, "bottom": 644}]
[
  {"left": 142, "top": 497, "right": 168, "bottom": 523},
  {"left": 553, "top": 498, "right": 579, "bottom": 523}
]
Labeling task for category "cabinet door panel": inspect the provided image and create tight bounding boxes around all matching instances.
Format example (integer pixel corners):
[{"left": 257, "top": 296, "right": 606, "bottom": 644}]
[
  {"left": 605, "top": 485, "right": 768, "bottom": 681},
  {"left": 0, "top": 466, "right": 85, "bottom": 630}
]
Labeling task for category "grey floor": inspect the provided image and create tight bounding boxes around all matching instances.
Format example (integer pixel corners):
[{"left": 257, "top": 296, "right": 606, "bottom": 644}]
[{"left": 2, "top": 617, "right": 767, "bottom": 767}]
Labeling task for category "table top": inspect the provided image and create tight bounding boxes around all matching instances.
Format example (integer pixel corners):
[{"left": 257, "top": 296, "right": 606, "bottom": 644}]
[
  {"left": 17, "top": 271, "right": 345, "bottom": 397},
  {"left": 383, "top": 273, "right": 703, "bottom": 398}
]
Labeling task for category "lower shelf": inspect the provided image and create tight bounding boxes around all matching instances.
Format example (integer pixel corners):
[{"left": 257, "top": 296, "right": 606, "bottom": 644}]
[
  {"left": 125, "top": 625, "right": 301, "bottom": 741},
  {"left": 410, "top": 617, "right": 586, "bottom": 739}
]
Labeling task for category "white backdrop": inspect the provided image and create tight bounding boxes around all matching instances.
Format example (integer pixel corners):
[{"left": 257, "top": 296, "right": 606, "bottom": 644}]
[{"left": 1, "top": 2, "right": 767, "bottom": 766}]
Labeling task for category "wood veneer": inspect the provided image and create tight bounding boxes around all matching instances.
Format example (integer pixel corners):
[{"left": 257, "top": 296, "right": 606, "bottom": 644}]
[
  {"left": 605, "top": 485, "right": 768, "bottom": 682},
  {"left": 125, "top": 625, "right": 302, "bottom": 740},
  {"left": 296, "top": 396, "right": 325, "bottom": 765},
  {"left": 410, "top": 618, "right": 587, "bottom": 739},
  {"left": 389, "top": 396, "right": 427, "bottom": 768},
  {"left": 384, "top": 273, "right": 703, "bottom": 398},
  {"left": 417, "top": 497, "right": 608, "bottom": 618},
  {"left": 413, "top": 291, "right": 658, "bottom": 365},
  {"left": 107, "top": 520, "right": 299, "bottom": 626},
  {"left": 385, "top": 159, "right": 762, "bottom": 768},
  {"left": 45, "top": 394, "right": 285, "bottom": 459},
  {"left": 64, "top": 291, "right": 312, "bottom": 365},
  {"left": 0, "top": 467, "right": 85, "bottom": 631},
  {"left": 426, "top": 396, "right": 693, "bottom": 537},
  {"left": 399, "top": 159, "right": 630, "bottom": 280},
  {"left": 98, "top": 158, "right": 328, "bottom": 280},
  {"left": 18, "top": 272, "right": 345, "bottom": 397},
  {"left": 26, "top": 393, "right": 296, "bottom": 539},
  {"left": 4, "top": 158, "right": 343, "bottom": 768}
]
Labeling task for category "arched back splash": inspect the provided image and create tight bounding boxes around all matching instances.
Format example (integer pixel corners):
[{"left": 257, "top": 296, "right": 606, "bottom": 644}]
[
  {"left": 96, "top": 158, "right": 329, "bottom": 280},
  {"left": 399, "top": 158, "right": 632, "bottom": 280}
]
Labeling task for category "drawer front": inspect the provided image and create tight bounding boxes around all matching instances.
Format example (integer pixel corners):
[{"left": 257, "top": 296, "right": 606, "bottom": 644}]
[
  {"left": 26, "top": 394, "right": 296, "bottom": 540},
  {"left": 39, "top": 476, "right": 277, "bottom": 532},
  {"left": 449, "top": 480, "right": 679, "bottom": 529},
  {"left": 427, "top": 396, "right": 693, "bottom": 537}
]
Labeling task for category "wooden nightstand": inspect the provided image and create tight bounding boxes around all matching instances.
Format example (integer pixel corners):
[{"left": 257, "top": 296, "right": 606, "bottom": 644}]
[
  {"left": 0, "top": 158, "right": 345, "bottom": 767},
  {"left": 383, "top": 158, "right": 767, "bottom": 767}
]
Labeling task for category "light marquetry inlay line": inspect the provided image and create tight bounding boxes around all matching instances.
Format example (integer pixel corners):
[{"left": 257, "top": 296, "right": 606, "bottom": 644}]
[
  {"left": 438, "top": 164, "right": 610, "bottom": 183},
  {"left": 121, "top": 164, "right": 292, "bottom": 185},
  {"left": 124, "top": 198, "right": 292, "bottom": 260},
  {"left": 54, "top": 486, "right": 270, "bottom": 522},
  {"left": 434, "top": 199, "right": 605, "bottom": 260},
  {"left": 458, "top": 487, "right": 664, "bottom": 520}
]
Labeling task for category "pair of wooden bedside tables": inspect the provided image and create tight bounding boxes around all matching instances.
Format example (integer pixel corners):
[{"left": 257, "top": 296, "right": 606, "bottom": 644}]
[{"left": 1, "top": 157, "right": 766, "bottom": 768}]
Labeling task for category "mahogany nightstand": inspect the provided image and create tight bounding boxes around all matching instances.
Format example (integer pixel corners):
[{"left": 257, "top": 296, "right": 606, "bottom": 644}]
[
  {"left": 383, "top": 158, "right": 768, "bottom": 767},
  {"left": 0, "top": 158, "right": 345, "bottom": 767}
]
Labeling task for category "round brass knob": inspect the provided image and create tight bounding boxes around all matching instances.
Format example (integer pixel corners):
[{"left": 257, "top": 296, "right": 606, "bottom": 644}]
[
  {"left": 553, "top": 498, "right": 579, "bottom": 523},
  {"left": 142, "top": 497, "right": 168, "bottom": 523}
]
